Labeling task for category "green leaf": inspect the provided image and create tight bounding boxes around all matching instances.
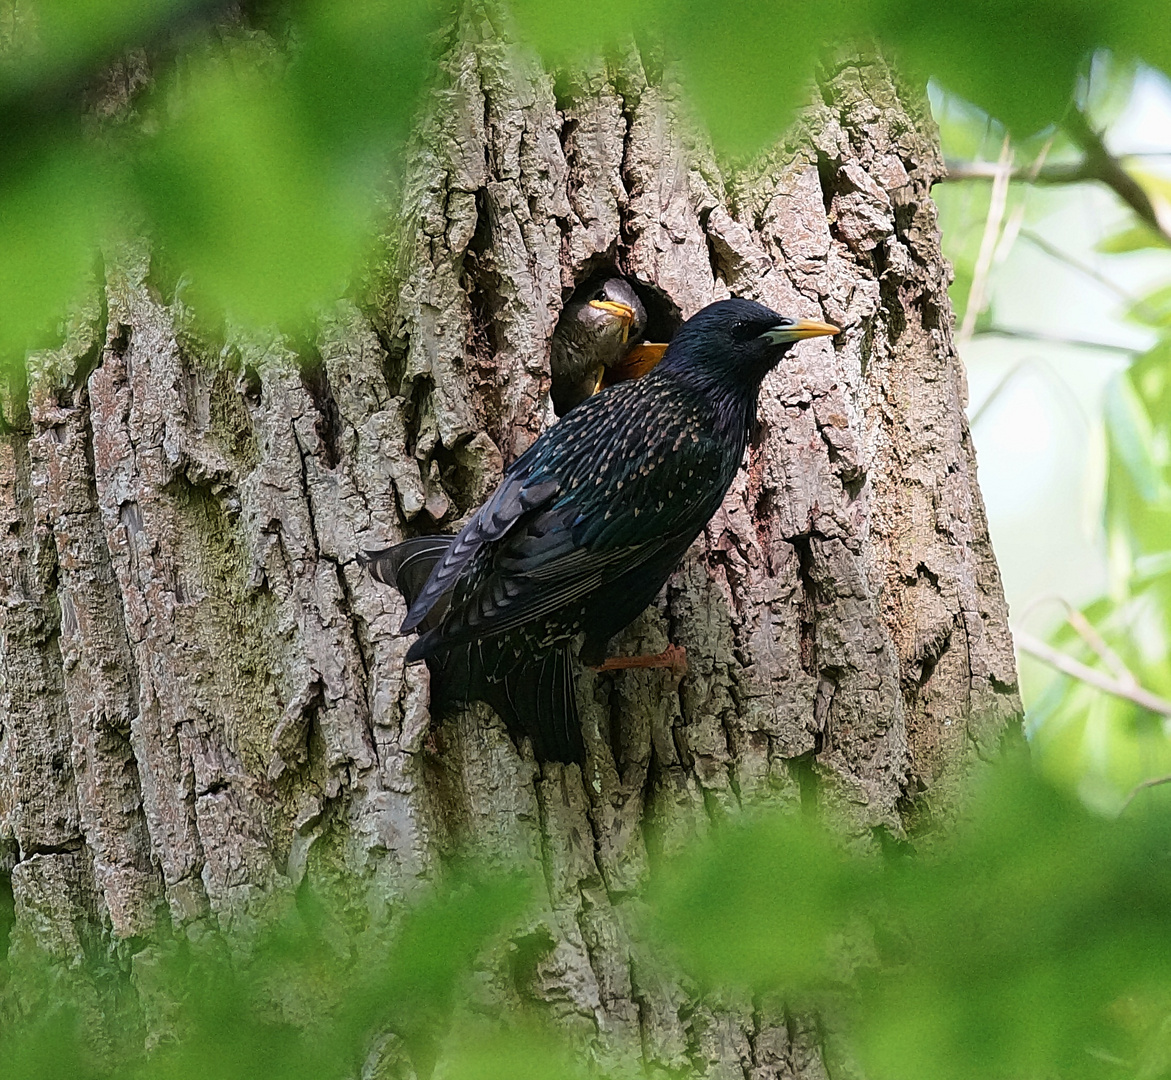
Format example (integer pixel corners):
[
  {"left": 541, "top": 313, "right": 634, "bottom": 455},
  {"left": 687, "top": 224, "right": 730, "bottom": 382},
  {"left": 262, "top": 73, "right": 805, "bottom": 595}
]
[
  {"left": 868, "top": 0, "right": 1097, "bottom": 136},
  {"left": 649, "top": 811, "right": 874, "bottom": 990},
  {"left": 656, "top": 763, "right": 1171, "bottom": 1080},
  {"left": 135, "top": 57, "right": 364, "bottom": 329},
  {"left": 0, "top": 136, "right": 116, "bottom": 363},
  {"left": 0, "top": 0, "right": 187, "bottom": 91},
  {"left": 1103, "top": 373, "right": 1171, "bottom": 504},
  {"left": 667, "top": 0, "right": 842, "bottom": 155},
  {"left": 1096, "top": 222, "right": 1171, "bottom": 253}
]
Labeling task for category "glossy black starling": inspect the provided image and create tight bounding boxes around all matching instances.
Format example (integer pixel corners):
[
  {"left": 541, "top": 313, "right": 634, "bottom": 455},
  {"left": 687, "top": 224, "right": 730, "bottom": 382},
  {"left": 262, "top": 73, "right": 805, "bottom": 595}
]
[
  {"left": 364, "top": 298, "right": 839, "bottom": 763},
  {"left": 550, "top": 277, "right": 648, "bottom": 416}
]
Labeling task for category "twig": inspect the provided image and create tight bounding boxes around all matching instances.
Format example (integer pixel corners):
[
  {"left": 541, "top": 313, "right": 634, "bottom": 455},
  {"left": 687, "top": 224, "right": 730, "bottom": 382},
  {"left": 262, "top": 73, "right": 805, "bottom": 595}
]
[
  {"left": 972, "top": 328, "right": 1137, "bottom": 355},
  {"left": 969, "top": 355, "right": 1092, "bottom": 431},
  {"left": 945, "top": 159, "right": 1098, "bottom": 184},
  {"left": 1063, "top": 106, "right": 1171, "bottom": 241},
  {"left": 1119, "top": 774, "right": 1171, "bottom": 813},
  {"left": 968, "top": 358, "right": 1044, "bottom": 428},
  {"left": 946, "top": 159, "right": 1082, "bottom": 182},
  {"left": 1062, "top": 605, "right": 1136, "bottom": 688},
  {"left": 959, "top": 135, "right": 1013, "bottom": 345},
  {"left": 1014, "top": 594, "right": 1136, "bottom": 687},
  {"left": 1018, "top": 229, "right": 1144, "bottom": 307},
  {"left": 992, "top": 138, "right": 1052, "bottom": 267},
  {"left": 944, "top": 107, "right": 1171, "bottom": 248},
  {"left": 1014, "top": 630, "right": 1171, "bottom": 717}
]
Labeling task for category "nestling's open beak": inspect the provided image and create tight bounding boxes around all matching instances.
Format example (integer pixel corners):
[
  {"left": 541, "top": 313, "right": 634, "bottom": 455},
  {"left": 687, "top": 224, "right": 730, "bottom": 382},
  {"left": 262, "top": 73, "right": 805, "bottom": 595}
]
[
  {"left": 761, "top": 318, "right": 840, "bottom": 344},
  {"left": 589, "top": 299, "right": 636, "bottom": 343}
]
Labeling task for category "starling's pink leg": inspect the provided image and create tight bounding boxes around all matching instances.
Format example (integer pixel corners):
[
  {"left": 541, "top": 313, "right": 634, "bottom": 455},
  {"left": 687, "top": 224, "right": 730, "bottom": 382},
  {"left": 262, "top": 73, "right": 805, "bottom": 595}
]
[{"left": 590, "top": 643, "right": 687, "bottom": 678}]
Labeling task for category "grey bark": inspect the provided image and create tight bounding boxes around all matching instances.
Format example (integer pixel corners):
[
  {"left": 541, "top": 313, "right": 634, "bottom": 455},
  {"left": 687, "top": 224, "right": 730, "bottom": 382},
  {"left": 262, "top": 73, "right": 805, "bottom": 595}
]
[{"left": 0, "top": 5, "right": 1020, "bottom": 1075}]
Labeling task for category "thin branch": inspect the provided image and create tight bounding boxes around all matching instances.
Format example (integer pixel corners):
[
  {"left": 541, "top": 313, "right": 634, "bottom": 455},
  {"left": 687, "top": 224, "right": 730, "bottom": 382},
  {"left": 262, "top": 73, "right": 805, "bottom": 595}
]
[
  {"left": 1015, "top": 594, "right": 1136, "bottom": 686},
  {"left": 969, "top": 358, "right": 1042, "bottom": 428},
  {"left": 1062, "top": 605, "right": 1136, "bottom": 688},
  {"left": 943, "top": 106, "right": 1171, "bottom": 248},
  {"left": 983, "top": 138, "right": 1053, "bottom": 280},
  {"left": 1014, "top": 630, "right": 1171, "bottom": 717},
  {"left": 959, "top": 134, "right": 1013, "bottom": 346},
  {"left": 1063, "top": 105, "right": 1171, "bottom": 240},
  {"left": 968, "top": 354, "right": 1093, "bottom": 434},
  {"left": 972, "top": 328, "right": 1137, "bottom": 355},
  {"left": 947, "top": 151, "right": 1171, "bottom": 182},
  {"left": 1018, "top": 229, "right": 1143, "bottom": 306},
  {"left": 945, "top": 159, "right": 1095, "bottom": 184},
  {"left": 1120, "top": 774, "right": 1171, "bottom": 812}
]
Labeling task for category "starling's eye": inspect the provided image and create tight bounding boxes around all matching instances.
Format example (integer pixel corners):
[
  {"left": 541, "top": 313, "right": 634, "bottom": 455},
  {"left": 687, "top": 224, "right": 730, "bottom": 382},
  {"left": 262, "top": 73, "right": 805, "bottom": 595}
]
[{"left": 732, "top": 320, "right": 759, "bottom": 343}]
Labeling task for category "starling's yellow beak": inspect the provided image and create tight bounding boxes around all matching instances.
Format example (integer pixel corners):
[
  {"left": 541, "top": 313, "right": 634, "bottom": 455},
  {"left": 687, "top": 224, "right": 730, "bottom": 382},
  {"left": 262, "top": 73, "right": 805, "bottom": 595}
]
[
  {"left": 761, "top": 318, "right": 840, "bottom": 344},
  {"left": 589, "top": 299, "right": 636, "bottom": 343}
]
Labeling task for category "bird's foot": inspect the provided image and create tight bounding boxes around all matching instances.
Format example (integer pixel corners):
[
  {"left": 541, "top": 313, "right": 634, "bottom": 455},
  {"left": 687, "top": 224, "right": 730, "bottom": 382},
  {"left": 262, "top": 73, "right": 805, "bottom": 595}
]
[{"left": 590, "top": 643, "right": 687, "bottom": 678}]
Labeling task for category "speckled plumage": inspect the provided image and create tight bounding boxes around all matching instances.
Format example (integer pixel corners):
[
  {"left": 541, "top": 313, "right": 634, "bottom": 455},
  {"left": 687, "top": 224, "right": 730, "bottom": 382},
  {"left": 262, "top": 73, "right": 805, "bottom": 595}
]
[{"left": 366, "top": 298, "right": 838, "bottom": 762}]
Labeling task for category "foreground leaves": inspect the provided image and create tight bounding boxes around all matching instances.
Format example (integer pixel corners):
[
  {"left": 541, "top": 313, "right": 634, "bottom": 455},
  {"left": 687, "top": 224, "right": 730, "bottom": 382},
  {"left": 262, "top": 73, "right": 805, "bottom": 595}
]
[
  {"left": 3, "top": 764, "right": 1171, "bottom": 1080},
  {"left": 653, "top": 762, "right": 1171, "bottom": 1080},
  {"left": 5, "top": 0, "right": 1171, "bottom": 358},
  {"left": 0, "top": 867, "right": 537, "bottom": 1080}
]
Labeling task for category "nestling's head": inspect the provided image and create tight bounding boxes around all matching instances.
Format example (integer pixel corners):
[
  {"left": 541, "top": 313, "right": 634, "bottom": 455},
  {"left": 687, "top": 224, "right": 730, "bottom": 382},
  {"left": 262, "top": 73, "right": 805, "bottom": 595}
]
[
  {"left": 579, "top": 277, "right": 647, "bottom": 349},
  {"left": 660, "top": 298, "right": 838, "bottom": 387}
]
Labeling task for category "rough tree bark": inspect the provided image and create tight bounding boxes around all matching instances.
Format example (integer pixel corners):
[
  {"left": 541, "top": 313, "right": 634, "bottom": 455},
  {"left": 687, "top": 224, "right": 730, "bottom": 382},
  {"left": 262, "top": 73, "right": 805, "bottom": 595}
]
[{"left": 0, "top": 4, "right": 1019, "bottom": 1075}]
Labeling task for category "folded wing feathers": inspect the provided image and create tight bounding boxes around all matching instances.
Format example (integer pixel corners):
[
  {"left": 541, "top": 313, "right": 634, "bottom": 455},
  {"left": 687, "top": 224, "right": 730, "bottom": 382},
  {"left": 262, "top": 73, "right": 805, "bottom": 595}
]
[{"left": 401, "top": 475, "right": 559, "bottom": 632}]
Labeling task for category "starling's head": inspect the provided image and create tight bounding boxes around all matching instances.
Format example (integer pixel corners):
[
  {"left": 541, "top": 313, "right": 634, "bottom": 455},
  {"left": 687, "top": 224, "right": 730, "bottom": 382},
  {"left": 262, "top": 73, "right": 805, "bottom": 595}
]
[
  {"left": 581, "top": 277, "right": 647, "bottom": 347},
  {"left": 660, "top": 298, "right": 838, "bottom": 387}
]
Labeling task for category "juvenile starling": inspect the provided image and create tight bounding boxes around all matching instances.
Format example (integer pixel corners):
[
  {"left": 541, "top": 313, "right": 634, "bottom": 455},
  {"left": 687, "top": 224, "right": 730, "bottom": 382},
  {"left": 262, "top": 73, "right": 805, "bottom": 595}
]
[
  {"left": 550, "top": 277, "right": 648, "bottom": 416},
  {"left": 364, "top": 298, "right": 839, "bottom": 763}
]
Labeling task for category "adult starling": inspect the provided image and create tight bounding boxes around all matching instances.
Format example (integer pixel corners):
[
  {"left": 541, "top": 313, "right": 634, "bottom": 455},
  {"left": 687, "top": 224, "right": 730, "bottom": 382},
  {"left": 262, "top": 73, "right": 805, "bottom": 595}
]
[
  {"left": 550, "top": 277, "right": 648, "bottom": 416},
  {"left": 364, "top": 298, "right": 839, "bottom": 762}
]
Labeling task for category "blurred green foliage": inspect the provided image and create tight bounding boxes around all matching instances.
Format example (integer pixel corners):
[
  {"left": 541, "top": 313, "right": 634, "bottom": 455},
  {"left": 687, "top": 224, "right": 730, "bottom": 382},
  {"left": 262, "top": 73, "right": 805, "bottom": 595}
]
[
  {"left": 653, "top": 760, "right": 1171, "bottom": 1080},
  {"left": 4, "top": 0, "right": 1171, "bottom": 359},
  {"left": 0, "top": 866, "right": 540, "bottom": 1080},
  {"left": 1025, "top": 279, "right": 1171, "bottom": 808},
  {"left": 4, "top": 7, "right": 1171, "bottom": 1078},
  {"left": 5, "top": 763, "right": 1171, "bottom": 1079}
]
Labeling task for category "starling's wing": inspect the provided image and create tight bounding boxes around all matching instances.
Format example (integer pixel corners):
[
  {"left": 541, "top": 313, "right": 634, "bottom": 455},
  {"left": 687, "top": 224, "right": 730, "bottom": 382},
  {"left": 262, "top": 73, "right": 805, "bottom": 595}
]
[
  {"left": 409, "top": 372, "right": 733, "bottom": 661},
  {"left": 406, "top": 479, "right": 711, "bottom": 663},
  {"left": 408, "top": 506, "right": 658, "bottom": 655},
  {"left": 400, "top": 467, "right": 561, "bottom": 634}
]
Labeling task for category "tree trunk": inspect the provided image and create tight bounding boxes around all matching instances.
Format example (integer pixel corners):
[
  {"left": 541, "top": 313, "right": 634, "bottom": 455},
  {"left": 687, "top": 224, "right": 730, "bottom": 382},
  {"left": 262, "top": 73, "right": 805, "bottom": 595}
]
[{"left": 0, "top": 5, "right": 1019, "bottom": 1075}]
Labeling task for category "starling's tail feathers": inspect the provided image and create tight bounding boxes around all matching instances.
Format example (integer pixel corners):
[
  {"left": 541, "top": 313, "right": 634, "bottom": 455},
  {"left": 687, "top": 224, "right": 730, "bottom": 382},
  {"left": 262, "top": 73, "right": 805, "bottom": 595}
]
[
  {"left": 495, "top": 645, "right": 582, "bottom": 764},
  {"left": 361, "top": 536, "right": 583, "bottom": 764},
  {"left": 416, "top": 640, "right": 583, "bottom": 764},
  {"left": 361, "top": 536, "right": 454, "bottom": 596},
  {"left": 361, "top": 536, "right": 455, "bottom": 634}
]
